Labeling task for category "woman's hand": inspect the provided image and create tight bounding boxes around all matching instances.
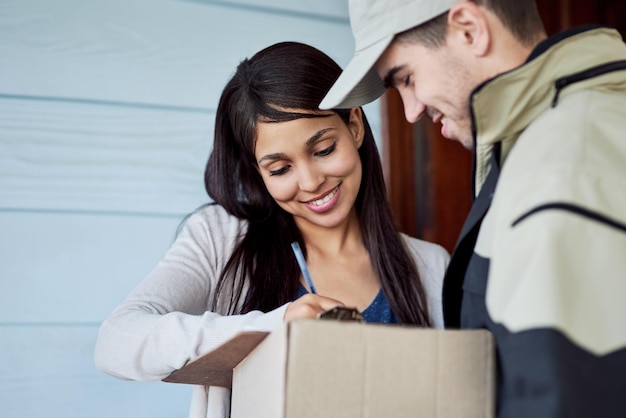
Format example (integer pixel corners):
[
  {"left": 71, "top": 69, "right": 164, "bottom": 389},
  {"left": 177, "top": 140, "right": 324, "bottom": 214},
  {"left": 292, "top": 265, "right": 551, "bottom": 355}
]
[{"left": 284, "top": 293, "right": 344, "bottom": 321}]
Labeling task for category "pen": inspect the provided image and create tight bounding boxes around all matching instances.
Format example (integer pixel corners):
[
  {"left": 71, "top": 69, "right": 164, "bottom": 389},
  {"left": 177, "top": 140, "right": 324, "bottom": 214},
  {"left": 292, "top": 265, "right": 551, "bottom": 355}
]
[{"left": 290, "top": 242, "right": 318, "bottom": 294}]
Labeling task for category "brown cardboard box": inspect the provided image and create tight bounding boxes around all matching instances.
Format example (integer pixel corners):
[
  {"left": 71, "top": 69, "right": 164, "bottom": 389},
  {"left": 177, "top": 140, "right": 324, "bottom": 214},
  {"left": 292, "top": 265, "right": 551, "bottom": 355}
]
[{"left": 165, "top": 319, "right": 495, "bottom": 418}]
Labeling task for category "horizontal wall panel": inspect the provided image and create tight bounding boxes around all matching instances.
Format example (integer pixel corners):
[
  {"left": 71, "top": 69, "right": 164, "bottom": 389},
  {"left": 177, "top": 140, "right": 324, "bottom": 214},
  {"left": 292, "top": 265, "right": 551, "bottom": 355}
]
[
  {"left": 0, "top": 97, "right": 211, "bottom": 214},
  {"left": 0, "top": 325, "right": 191, "bottom": 418},
  {"left": 0, "top": 0, "right": 355, "bottom": 109},
  {"left": 180, "top": 0, "right": 349, "bottom": 20},
  {"left": 0, "top": 211, "right": 184, "bottom": 323}
]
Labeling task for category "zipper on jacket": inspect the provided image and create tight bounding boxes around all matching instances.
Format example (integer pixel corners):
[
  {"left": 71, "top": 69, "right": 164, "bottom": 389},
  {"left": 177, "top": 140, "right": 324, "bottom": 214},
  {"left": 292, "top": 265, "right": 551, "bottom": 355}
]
[{"left": 551, "top": 60, "right": 626, "bottom": 107}]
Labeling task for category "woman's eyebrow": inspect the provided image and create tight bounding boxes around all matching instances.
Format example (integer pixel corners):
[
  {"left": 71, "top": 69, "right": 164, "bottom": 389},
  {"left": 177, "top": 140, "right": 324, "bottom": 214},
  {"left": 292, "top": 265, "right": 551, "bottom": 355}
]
[
  {"left": 258, "top": 152, "right": 286, "bottom": 164},
  {"left": 305, "top": 128, "right": 334, "bottom": 147},
  {"left": 258, "top": 127, "right": 335, "bottom": 164}
]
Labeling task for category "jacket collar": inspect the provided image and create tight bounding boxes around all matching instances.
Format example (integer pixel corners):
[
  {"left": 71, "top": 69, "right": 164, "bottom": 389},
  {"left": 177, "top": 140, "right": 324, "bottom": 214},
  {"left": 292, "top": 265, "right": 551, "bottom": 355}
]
[{"left": 469, "top": 27, "right": 626, "bottom": 196}]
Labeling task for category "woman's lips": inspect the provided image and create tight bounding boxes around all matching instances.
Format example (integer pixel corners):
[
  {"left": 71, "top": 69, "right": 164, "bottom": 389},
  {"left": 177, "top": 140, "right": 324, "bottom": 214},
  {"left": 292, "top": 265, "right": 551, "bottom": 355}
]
[{"left": 304, "top": 184, "right": 340, "bottom": 213}]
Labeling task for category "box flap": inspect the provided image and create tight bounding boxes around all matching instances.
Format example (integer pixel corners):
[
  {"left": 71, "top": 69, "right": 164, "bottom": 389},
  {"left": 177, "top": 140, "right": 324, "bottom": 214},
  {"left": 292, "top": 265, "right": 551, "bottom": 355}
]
[{"left": 162, "top": 331, "right": 269, "bottom": 387}]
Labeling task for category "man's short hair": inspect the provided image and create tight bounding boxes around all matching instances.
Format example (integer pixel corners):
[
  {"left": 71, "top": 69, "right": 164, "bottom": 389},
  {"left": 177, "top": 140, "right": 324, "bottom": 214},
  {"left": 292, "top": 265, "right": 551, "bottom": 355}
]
[{"left": 396, "top": 0, "right": 545, "bottom": 48}]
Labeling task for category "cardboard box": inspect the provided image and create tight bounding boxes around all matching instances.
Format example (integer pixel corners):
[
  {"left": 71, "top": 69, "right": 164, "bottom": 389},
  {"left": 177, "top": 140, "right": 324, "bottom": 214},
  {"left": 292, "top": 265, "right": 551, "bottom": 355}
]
[{"left": 165, "top": 319, "right": 495, "bottom": 418}]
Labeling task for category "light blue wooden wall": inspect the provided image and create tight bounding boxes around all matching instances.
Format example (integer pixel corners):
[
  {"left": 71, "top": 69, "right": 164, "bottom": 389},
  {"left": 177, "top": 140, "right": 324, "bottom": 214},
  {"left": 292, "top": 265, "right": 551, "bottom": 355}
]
[{"left": 0, "top": 0, "right": 381, "bottom": 416}]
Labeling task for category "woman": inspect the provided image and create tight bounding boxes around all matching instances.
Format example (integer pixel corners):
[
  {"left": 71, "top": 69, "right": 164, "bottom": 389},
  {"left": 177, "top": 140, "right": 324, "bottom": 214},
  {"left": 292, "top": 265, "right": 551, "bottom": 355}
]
[{"left": 94, "top": 42, "right": 449, "bottom": 418}]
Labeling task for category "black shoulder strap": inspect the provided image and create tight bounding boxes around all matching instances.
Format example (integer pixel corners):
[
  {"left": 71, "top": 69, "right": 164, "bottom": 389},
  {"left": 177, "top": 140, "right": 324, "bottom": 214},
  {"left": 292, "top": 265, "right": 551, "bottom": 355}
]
[{"left": 442, "top": 145, "right": 501, "bottom": 327}]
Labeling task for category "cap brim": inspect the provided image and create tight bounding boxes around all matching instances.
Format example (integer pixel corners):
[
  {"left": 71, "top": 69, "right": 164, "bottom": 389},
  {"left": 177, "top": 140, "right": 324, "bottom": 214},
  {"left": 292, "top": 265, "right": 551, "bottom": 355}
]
[{"left": 319, "top": 35, "right": 392, "bottom": 109}]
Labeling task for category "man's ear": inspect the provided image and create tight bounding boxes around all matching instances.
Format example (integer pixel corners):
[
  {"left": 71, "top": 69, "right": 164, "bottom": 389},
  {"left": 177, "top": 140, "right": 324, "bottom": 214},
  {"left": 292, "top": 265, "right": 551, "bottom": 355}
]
[
  {"left": 447, "top": 1, "right": 490, "bottom": 57},
  {"left": 348, "top": 107, "right": 365, "bottom": 148}
]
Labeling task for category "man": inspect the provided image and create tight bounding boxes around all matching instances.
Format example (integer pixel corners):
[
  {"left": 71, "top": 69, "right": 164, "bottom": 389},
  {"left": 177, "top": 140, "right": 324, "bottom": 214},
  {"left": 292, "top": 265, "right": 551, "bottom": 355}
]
[{"left": 321, "top": 0, "right": 626, "bottom": 417}]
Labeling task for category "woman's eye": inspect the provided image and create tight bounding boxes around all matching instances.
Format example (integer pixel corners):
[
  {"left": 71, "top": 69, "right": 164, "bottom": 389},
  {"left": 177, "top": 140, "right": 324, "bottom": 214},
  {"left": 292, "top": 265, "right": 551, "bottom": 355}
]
[
  {"left": 269, "top": 166, "right": 289, "bottom": 176},
  {"left": 403, "top": 75, "right": 411, "bottom": 87},
  {"left": 315, "top": 142, "right": 336, "bottom": 157}
]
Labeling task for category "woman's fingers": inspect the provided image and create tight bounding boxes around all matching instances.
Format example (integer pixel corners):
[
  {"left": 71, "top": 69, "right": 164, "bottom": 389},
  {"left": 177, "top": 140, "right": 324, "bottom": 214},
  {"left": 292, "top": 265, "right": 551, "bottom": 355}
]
[{"left": 284, "top": 293, "right": 344, "bottom": 321}]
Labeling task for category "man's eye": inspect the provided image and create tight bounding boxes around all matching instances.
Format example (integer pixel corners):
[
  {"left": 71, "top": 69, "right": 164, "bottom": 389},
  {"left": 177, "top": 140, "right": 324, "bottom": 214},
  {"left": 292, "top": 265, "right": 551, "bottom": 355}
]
[
  {"left": 269, "top": 166, "right": 289, "bottom": 176},
  {"left": 315, "top": 142, "right": 336, "bottom": 157}
]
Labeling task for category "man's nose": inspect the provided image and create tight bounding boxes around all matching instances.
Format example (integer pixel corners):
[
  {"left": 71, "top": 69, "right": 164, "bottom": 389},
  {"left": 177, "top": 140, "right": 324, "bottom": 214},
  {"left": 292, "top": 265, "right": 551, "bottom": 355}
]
[{"left": 403, "top": 97, "right": 426, "bottom": 124}]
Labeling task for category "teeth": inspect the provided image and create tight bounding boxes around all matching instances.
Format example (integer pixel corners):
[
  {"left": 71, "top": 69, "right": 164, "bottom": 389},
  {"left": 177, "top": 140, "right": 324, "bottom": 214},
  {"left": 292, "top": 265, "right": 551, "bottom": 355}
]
[{"left": 310, "top": 187, "right": 337, "bottom": 206}]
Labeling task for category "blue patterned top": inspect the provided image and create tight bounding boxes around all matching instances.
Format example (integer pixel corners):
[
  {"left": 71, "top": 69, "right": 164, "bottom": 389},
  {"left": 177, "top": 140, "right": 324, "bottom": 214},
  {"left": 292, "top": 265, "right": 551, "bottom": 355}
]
[{"left": 294, "top": 284, "right": 398, "bottom": 324}]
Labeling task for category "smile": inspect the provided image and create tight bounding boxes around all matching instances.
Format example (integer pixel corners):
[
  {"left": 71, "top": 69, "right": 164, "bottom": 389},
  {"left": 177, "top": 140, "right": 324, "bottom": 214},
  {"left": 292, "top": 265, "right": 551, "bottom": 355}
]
[
  {"left": 432, "top": 113, "right": 444, "bottom": 124},
  {"left": 308, "top": 185, "right": 339, "bottom": 206}
]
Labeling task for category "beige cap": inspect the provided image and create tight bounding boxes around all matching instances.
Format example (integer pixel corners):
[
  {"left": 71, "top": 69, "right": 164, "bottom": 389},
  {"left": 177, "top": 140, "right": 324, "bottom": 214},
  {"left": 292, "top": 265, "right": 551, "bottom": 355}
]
[{"left": 320, "top": 0, "right": 458, "bottom": 109}]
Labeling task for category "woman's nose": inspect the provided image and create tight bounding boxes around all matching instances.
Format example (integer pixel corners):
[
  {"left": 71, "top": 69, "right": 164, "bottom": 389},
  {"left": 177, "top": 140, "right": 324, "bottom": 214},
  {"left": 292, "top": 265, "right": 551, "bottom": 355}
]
[{"left": 297, "top": 164, "right": 324, "bottom": 192}]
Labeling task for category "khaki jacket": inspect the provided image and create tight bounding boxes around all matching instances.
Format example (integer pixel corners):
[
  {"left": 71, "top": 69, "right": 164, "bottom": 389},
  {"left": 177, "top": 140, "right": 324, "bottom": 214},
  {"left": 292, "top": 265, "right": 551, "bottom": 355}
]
[{"left": 444, "top": 26, "right": 626, "bottom": 417}]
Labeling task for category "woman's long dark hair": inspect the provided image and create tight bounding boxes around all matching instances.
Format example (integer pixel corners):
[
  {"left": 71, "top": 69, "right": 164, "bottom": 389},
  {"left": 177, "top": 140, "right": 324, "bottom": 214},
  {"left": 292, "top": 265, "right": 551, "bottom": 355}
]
[{"left": 204, "top": 42, "right": 430, "bottom": 326}]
